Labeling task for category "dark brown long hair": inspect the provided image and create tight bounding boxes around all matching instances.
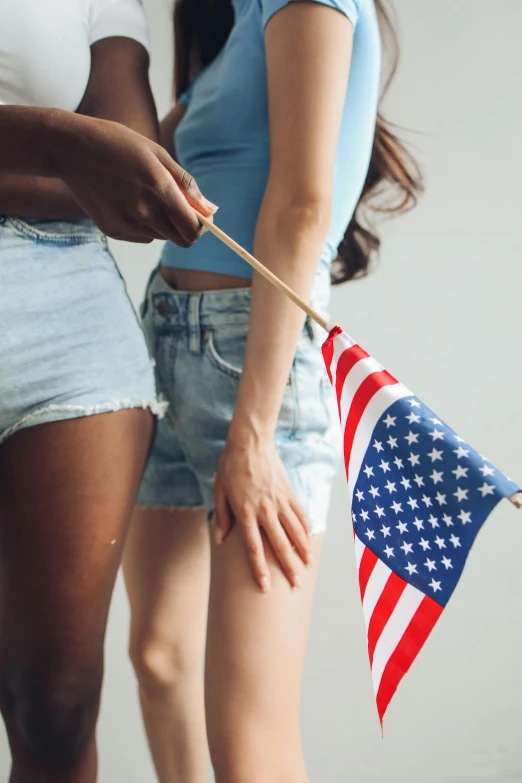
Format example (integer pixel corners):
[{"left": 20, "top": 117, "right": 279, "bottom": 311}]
[{"left": 173, "top": 0, "right": 423, "bottom": 284}]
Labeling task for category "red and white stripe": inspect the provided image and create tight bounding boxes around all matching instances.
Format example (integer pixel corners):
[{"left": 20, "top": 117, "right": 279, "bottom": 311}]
[
  {"left": 323, "top": 326, "right": 443, "bottom": 723},
  {"left": 322, "top": 327, "right": 411, "bottom": 498},
  {"left": 355, "top": 535, "right": 442, "bottom": 723}
]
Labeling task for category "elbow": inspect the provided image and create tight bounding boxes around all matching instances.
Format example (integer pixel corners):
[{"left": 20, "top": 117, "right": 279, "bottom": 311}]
[{"left": 270, "top": 197, "right": 332, "bottom": 243}]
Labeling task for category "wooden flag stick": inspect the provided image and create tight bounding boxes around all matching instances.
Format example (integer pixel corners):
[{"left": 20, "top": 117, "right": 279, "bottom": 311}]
[
  {"left": 196, "top": 211, "right": 521, "bottom": 513},
  {"left": 511, "top": 493, "right": 522, "bottom": 508},
  {"left": 195, "top": 211, "right": 330, "bottom": 332}
]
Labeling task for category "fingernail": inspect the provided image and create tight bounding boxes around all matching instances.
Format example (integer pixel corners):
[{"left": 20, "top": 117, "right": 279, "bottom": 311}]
[
  {"left": 293, "top": 575, "right": 303, "bottom": 589},
  {"left": 307, "top": 554, "right": 315, "bottom": 567},
  {"left": 201, "top": 197, "right": 219, "bottom": 214},
  {"left": 215, "top": 528, "right": 223, "bottom": 545},
  {"left": 260, "top": 576, "right": 271, "bottom": 593}
]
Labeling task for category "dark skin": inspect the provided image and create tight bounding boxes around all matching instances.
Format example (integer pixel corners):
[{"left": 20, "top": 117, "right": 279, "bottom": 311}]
[
  {"left": 0, "top": 412, "right": 153, "bottom": 783},
  {"left": 0, "top": 38, "right": 159, "bottom": 221},
  {"left": 0, "top": 38, "right": 183, "bottom": 783},
  {"left": 0, "top": 41, "right": 217, "bottom": 243}
]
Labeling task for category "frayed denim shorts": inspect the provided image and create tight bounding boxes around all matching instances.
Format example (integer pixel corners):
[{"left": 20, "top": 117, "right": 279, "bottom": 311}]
[
  {"left": 0, "top": 216, "right": 163, "bottom": 445},
  {"left": 137, "top": 263, "right": 342, "bottom": 535}
]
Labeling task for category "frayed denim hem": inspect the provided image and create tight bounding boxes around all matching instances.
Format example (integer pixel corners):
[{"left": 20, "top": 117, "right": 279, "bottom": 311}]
[{"left": 0, "top": 397, "right": 168, "bottom": 446}]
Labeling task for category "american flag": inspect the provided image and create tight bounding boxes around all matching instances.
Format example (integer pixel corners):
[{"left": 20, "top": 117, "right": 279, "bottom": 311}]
[{"left": 322, "top": 326, "right": 521, "bottom": 724}]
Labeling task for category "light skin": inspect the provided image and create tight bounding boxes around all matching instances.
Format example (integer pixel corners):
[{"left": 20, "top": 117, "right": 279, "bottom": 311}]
[
  {"left": 0, "top": 37, "right": 215, "bottom": 783},
  {"left": 124, "top": 4, "right": 354, "bottom": 782}
]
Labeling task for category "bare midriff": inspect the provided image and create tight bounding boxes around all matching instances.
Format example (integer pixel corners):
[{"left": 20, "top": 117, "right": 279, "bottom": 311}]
[{"left": 160, "top": 266, "right": 252, "bottom": 292}]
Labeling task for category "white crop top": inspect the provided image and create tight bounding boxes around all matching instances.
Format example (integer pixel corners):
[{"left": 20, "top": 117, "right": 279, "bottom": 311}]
[{"left": 0, "top": 0, "right": 149, "bottom": 112}]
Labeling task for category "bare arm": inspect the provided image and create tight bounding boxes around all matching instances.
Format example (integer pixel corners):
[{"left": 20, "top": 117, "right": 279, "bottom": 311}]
[
  {"left": 214, "top": 2, "right": 354, "bottom": 587},
  {"left": 0, "top": 37, "right": 159, "bottom": 219},
  {"left": 0, "top": 102, "right": 216, "bottom": 242},
  {"left": 235, "top": 3, "right": 352, "bottom": 438}
]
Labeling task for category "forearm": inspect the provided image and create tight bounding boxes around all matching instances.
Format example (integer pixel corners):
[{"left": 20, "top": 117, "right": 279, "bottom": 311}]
[
  {"left": 0, "top": 106, "right": 78, "bottom": 176},
  {"left": 229, "top": 192, "right": 331, "bottom": 444},
  {"left": 0, "top": 107, "right": 94, "bottom": 218},
  {"left": 0, "top": 174, "right": 84, "bottom": 219}
]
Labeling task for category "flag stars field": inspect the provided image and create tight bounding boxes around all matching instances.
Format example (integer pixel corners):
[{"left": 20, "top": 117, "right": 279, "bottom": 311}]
[{"left": 347, "top": 393, "right": 515, "bottom": 610}]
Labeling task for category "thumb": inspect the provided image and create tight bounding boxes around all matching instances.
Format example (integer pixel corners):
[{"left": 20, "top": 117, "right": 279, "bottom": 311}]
[{"left": 159, "top": 151, "right": 218, "bottom": 218}]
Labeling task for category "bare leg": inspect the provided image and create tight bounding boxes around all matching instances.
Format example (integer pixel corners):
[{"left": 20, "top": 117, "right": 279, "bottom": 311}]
[
  {"left": 0, "top": 410, "right": 153, "bottom": 783},
  {"left": 124, "top": 506, "right": 210, "bottom": 783},
  {"left": 205, "top": 527, "right": 322, "bottom": 783}
]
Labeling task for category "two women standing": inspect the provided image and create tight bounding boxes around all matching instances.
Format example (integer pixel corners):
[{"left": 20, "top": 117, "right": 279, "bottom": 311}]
[{"left": 0, "top": 0, "right": 419, "bottom": 781}]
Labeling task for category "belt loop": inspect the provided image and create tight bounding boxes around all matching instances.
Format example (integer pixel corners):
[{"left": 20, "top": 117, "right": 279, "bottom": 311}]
[{"left": 188, "top": 293, "right": 202, "bottom": 354}]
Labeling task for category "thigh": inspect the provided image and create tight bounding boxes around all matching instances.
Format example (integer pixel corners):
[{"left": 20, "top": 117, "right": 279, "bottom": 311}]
[
  {"left": 205, "top": 528, "right": 322, "bottom": 773},
  {"left": 0, "top": 409, "right": 153, "bottom": 668}
]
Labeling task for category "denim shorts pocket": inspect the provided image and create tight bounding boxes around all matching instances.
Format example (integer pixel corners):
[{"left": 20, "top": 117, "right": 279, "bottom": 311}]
[
  {"left": 205, "top": 326, "right": 296, "bottom": 387},
  {"left": 205, "top": 326, "right": 298, "bottom": 435},
  {"left": 205, "top": 327, "right": 247, "bottom": 380}
]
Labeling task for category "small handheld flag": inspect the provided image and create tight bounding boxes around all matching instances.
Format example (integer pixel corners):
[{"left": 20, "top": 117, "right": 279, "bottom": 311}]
[
  {"left": 322, "top": 326, "right": 520, "bottom": 722},
  {"left": 196, "top": 211, "right": 521, "bottom": 724}
]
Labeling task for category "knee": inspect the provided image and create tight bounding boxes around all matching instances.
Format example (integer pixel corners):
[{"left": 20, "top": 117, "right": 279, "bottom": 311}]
[
  {"left": 129, "top": 635, "right": 201, "bottom": 699},
  {"left": 0, "top": 660, "right": 102, "bottom": 770}
]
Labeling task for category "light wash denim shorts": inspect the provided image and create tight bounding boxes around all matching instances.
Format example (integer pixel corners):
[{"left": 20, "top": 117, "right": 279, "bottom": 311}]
[
  {"left": 0, "top": 216, "right": 162, "bottom": 445},
  {"left": 137, "top": 263, "right": 342, "bottom": 534}
]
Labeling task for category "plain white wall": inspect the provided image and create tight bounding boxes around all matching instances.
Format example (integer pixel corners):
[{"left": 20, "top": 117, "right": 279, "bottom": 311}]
[{"left": 1, "top": 1, "right": 521, "bottom": 780}]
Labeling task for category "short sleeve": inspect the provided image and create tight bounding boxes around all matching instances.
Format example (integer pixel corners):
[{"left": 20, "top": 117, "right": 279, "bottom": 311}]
[
  {"left": 261, "top": 0, "right": 360, "bottom": 30},
  {"left": 89, "top": 0, "right": 150, "bottom": 52}
]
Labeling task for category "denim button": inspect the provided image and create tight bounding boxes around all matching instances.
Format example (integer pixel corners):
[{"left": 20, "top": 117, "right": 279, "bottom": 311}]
[{"left": 156, "top": 299, "right": 172, "bottom": 317}]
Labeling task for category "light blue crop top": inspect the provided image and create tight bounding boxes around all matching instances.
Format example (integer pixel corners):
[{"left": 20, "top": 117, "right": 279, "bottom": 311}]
[{"left": 162, "top": 0, "right": 381, "bottom": 277}]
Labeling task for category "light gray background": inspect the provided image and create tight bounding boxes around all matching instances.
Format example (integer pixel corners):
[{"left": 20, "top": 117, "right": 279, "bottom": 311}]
[{"left": 1, "top": 0, "right": 521, "bottom": 780}]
